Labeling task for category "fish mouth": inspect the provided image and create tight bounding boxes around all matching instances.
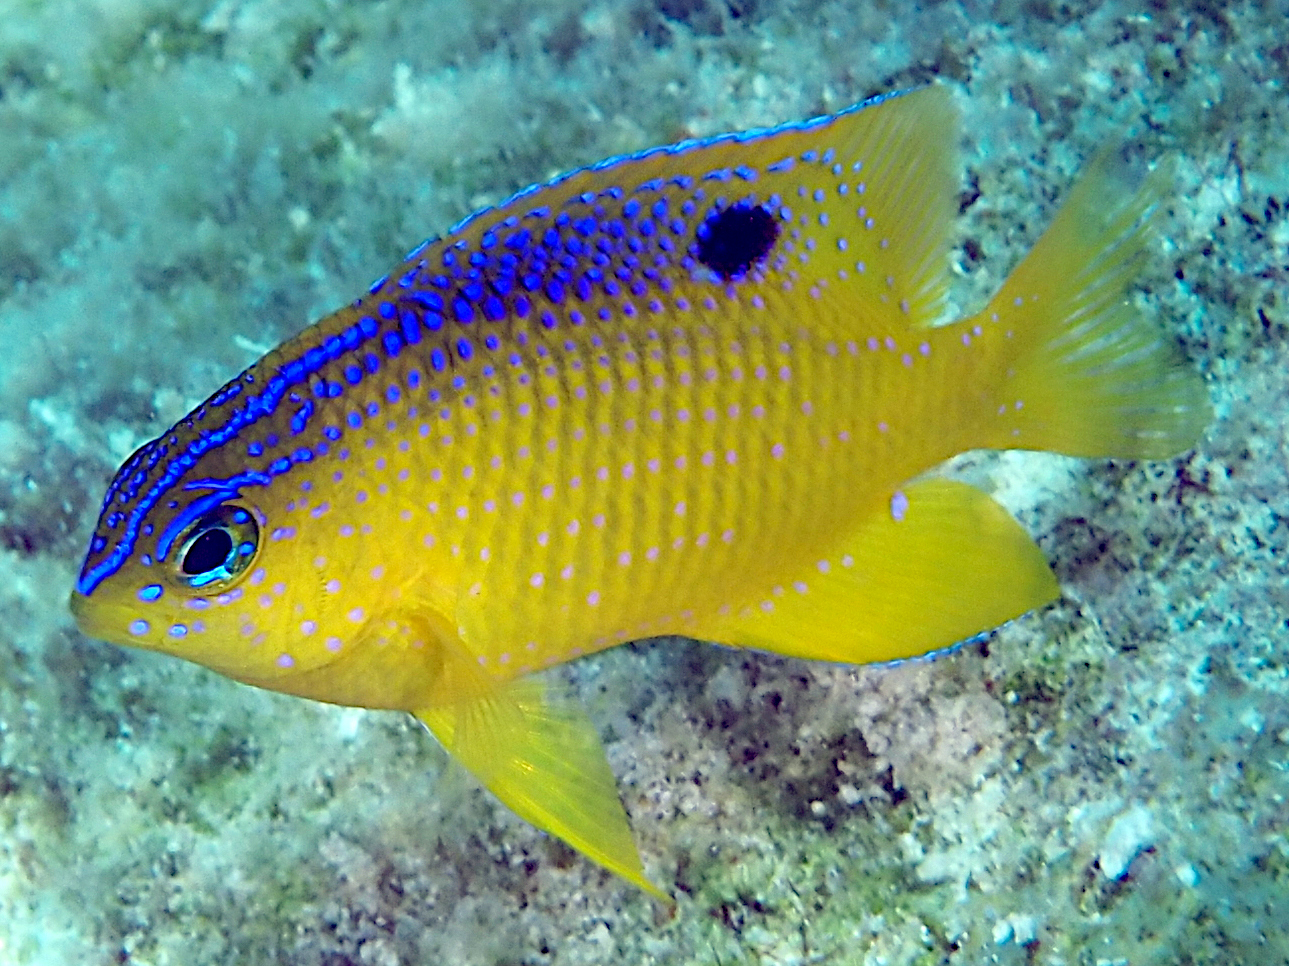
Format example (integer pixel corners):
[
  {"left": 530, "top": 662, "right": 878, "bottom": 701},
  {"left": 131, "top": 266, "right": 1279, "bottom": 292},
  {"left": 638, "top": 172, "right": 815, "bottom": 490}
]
[
  {"left": 68, "top": 588, "right": 124, "bottom": 645},
  {"left": 68, "top": 587, "right": 90, "bottom": 628}
]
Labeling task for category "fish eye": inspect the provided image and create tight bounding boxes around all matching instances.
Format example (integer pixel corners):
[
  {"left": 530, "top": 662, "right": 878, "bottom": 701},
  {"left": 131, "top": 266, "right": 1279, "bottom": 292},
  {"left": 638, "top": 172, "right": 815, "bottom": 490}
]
[{"left": 173, "top": 504, "right": 260, "bottom": 589}]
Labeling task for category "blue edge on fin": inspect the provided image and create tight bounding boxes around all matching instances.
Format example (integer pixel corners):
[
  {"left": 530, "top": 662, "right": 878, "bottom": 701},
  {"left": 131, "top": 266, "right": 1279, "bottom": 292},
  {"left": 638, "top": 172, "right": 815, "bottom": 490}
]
[
  {"left": 878, "top": 628, "right": 990, "bottom": 670},
  {"left": 405, "top": 87, "right": 917, "bottom": 260}
]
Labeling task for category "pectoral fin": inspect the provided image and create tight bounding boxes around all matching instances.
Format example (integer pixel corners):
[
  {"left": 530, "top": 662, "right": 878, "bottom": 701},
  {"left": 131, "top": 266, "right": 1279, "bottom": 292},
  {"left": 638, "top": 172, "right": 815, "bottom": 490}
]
[
  {"left": 703, "top": 477, "right": 1060, "bottom": 664},
  {"left": 415, "top": 676, "right": 668, "bottom": 901}
]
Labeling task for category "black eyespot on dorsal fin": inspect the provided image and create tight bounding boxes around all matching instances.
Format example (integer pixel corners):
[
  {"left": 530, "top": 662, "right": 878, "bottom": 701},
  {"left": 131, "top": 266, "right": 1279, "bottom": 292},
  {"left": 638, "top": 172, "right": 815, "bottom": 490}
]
[{"left": 696, "top": 202, "right": 779, "bottom": 279}]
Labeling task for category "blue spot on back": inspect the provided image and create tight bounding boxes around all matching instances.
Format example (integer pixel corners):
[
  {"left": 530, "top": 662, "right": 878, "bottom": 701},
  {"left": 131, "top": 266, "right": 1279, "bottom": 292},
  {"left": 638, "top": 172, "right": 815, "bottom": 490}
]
[{"left": 401, "top": 310, "right": 422, "bottom": 345}]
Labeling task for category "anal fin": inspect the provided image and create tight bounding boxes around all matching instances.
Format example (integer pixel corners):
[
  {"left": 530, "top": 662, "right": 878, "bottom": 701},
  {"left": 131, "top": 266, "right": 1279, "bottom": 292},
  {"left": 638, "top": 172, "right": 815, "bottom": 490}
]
[
  {"left": 705, "top": 478, "right": 1060, "bottom": 665},
  {"left": 415, "top": 675, "right": 668, "bottom": 901}
]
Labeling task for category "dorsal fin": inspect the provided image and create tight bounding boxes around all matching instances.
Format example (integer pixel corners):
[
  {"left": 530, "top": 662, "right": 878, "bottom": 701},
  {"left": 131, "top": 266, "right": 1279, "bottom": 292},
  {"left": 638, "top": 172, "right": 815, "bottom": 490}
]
[{"left": 380, "top": 85, "right": 959, "bottom": 336}]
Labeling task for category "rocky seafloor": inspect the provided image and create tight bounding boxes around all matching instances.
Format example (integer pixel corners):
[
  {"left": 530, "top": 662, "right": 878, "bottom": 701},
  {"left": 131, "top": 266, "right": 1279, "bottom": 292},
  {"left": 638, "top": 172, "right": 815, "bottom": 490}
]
[{"left": 2, "top": 0, "right": 1287, "bottom": 963}]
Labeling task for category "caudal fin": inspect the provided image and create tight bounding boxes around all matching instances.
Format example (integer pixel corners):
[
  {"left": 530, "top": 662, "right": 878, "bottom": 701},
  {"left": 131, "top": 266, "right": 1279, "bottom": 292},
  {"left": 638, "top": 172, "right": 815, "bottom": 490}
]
[{"left": 979, "top": 154, "right": 1209, "bottom": 459}]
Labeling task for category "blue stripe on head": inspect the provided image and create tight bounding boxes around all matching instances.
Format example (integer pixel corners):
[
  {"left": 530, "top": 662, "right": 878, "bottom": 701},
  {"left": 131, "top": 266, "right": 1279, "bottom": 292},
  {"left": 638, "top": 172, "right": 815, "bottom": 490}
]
[
  {"left": 75, "top": 311, "right": 405, "bottom": 595},
  {"left": 152, "top": 495, "right": 216, "bottom": 563}
]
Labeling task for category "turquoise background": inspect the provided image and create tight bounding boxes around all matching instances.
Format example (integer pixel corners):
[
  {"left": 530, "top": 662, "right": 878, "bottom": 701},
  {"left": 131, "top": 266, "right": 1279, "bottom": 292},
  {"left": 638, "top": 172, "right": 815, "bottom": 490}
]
[{"left": 1, "top": 0, "right": 1286, "bottom": 962}]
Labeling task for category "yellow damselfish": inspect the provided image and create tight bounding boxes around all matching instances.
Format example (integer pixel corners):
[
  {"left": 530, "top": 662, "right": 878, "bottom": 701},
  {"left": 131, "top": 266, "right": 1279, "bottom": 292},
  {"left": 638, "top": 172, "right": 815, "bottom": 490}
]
[{"left": 70, "top": 86, "right": 1208, "bottom": 898}]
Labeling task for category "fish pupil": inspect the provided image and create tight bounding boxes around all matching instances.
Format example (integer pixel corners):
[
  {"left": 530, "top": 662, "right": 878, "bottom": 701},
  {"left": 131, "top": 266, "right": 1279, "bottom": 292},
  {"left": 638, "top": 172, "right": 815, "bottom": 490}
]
[
  {"left": 696, "top": 202, "right": 779, "bottom": 278},
  {"left": 182, "top": 527, "right": 234, "bottom": 576}
]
